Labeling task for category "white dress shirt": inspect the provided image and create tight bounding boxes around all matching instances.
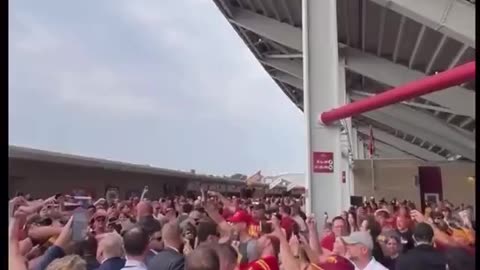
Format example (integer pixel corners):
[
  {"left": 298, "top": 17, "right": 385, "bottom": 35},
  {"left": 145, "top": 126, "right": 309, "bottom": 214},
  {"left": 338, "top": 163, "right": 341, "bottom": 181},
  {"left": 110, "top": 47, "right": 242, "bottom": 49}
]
[
  {"left": 121, "top": 259, "right": 147, "bottom": 270},
  {"left": 354, "top": 257, "right": 388, "bottom": 270}
]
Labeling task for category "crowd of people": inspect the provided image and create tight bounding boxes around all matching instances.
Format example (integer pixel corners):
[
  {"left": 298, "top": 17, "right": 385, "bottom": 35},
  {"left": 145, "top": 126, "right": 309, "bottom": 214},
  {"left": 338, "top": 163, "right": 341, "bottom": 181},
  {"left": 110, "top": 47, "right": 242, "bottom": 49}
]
[{"left": 9, "top": 189, "right": 476, "bottom": 270}]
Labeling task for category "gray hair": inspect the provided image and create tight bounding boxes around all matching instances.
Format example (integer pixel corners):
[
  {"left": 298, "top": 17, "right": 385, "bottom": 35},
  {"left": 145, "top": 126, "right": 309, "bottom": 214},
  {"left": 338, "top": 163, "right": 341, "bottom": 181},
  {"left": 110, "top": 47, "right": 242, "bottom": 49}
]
[{"left": 98, "top": 232, "right": 124, "bottom": 258}]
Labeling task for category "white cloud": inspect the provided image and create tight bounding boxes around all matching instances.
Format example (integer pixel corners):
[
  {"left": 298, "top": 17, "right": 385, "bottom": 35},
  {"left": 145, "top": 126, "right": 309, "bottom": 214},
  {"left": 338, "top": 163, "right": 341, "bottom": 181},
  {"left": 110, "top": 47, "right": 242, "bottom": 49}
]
[
  {"left": 116, "top": 0, "right": 300, "bottom": 122},
  {"left": 55, "top": 69, "right": 161, "bottom": 116},
  {"left": 8, "top": 0, "right": 306, "bottom": 175},
  {"left": 9, "top": 11, "right": 168, "bottom": 117}
]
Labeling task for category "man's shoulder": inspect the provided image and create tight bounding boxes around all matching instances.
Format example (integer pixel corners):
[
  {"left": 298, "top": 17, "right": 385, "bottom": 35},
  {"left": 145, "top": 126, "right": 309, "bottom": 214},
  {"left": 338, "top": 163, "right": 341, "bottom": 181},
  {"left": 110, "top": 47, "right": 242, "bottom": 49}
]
[
  {"left": 97, "top": 257, "right": 125, "bottom": 270},
  {"left": 148, "top": 251, "right": 184, "bottom": 269},
  {"left": 396, "top": 245, "right": 444, "bottom": 264},
  {"left": 155, "top": 249, "right": 183, "bottom": 257},
  {"left": 371, "top": 259, "right": 389, "bottom": 270},
  {"left": 150, "top": 249, "right": 183, "bottom": 262},
  {"left": 408, "top": 245, "right": 444, "bottom": 257}
]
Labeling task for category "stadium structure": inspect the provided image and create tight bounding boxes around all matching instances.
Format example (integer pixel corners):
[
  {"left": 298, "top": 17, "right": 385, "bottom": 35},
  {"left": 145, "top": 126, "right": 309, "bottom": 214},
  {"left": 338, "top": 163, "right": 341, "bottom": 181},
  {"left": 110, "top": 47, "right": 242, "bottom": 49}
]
[
  {"left": 9, "top": 1, "right": 475, "bottom": 218},
  {"left": 211, "top": 0, "right": 475, "bottom": 216}
]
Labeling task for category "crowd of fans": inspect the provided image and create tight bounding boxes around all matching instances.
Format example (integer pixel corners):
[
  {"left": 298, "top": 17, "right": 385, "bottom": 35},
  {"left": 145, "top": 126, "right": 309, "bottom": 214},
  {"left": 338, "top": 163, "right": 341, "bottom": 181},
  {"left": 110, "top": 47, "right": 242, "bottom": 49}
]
[{"left": 9, "top": 189, "right": 476, "bottom": 270}]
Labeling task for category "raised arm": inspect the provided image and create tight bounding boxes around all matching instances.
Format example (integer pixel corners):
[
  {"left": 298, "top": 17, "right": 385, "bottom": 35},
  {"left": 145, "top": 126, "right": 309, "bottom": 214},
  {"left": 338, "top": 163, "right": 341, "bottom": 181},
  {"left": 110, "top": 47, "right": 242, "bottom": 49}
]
[
  {"left": 270, "top": 216, "right": 300, "bottom": 270},
  {"left": 306, "top": 215, "right": 322, "bottom": 259},
  {"left": 204, "top": 199, "right": 232, "bottom": 234}
]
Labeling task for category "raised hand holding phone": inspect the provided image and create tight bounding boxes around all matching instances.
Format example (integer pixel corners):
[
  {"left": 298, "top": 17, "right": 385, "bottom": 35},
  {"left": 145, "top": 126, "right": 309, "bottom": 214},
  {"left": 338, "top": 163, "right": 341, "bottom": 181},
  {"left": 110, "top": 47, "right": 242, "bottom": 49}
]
[
  {"left": 200, "top": 188, "right": 206, "bottom": 203},
  {"left": 140, "top": 186, "right": 149, "bottom": 201},
  {"left": 306, "top": 214, "right": 317, "bottom": 230},
  {"left": 72, "top": 208, "right": 89, "bottom": 242},
  {"left": 410, "top": 210, "right": 425, "bottom": 223}
]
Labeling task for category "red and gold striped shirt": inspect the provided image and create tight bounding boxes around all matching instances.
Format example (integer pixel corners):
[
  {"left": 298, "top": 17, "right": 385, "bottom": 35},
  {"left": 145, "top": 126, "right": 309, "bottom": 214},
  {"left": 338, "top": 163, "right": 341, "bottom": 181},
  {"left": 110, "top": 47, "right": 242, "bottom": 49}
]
[
  {"left": 246, "top": 256, "right": 279, "bottom": 270},
  {"left": 248, "top": 223, "right": 261, "bottom": 238}
]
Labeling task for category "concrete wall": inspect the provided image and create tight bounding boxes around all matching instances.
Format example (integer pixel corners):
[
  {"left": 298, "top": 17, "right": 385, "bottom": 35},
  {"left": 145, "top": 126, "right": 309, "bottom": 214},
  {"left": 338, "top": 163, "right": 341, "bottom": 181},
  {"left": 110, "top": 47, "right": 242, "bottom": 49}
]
[
  {"left": 8, "top": 159, "right": 274, "bottom": 199},
  {"left": 440, "top": 162, "right": 475, "bottom": 208},
  {"left": 9, "top": 159, "right": 191, "bottom": 199},
  {"left": 352, "top": 159, "right": 475, "bottom": 209}
]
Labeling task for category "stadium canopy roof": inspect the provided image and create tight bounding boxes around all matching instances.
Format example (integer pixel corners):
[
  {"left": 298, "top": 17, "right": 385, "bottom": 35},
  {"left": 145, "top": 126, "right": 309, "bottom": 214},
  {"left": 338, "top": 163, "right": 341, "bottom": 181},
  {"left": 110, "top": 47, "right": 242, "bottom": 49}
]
[{"left": 212, "top": 0, "right": 475, "bottom": 162}]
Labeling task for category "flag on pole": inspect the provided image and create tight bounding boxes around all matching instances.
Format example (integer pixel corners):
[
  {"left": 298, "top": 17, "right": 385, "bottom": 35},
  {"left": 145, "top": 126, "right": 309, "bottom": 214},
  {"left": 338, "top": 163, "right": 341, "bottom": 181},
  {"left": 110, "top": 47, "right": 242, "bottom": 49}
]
[
  {"left": 368, "top": 125, "right": 375, "bottom": 158},
  {"left": 245, "top": 170, "right": 263, "bottom": 186}
]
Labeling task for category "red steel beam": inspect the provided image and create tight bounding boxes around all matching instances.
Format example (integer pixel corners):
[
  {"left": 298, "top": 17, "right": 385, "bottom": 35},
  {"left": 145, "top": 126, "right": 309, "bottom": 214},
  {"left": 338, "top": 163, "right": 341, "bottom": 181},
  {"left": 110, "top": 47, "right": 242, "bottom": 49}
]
[{"left": 319, "top": 61, "right": 476, "bottom": 125}]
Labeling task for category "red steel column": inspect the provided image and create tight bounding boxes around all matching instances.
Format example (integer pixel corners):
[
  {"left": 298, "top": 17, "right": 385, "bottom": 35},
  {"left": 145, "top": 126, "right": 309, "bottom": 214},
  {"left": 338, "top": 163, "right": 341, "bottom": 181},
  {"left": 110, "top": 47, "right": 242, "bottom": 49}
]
[{"left": 319, "top": 61, "right": 475, "bottom": 125}]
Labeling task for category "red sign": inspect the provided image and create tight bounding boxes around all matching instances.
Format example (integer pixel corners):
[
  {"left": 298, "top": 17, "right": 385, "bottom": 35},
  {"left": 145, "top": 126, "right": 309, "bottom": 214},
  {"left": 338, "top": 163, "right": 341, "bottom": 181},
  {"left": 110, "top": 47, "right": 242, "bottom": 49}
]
[{"left": 313, "top": 152, "right": 334, "bottom": 173}]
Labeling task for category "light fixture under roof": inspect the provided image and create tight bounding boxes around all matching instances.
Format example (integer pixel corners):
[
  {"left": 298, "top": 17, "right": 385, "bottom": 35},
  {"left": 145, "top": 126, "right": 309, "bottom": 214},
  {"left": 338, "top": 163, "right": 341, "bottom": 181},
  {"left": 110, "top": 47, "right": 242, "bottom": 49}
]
[{"left": 447, "top": 154, "right": 462, "bottom": 161}]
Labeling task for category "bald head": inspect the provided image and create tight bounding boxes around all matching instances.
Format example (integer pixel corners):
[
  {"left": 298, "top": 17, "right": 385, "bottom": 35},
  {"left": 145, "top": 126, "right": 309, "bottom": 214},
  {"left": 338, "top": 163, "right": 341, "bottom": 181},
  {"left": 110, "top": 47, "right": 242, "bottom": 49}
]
[
  {"left": 186, "top": 246, "right": 220, "bottom": 270},
  {"left": 136, "top": 201, "right": 153, "bottom": 218},
  {"left": 162, "top": 221, "right": 182, "bottom": 248}
]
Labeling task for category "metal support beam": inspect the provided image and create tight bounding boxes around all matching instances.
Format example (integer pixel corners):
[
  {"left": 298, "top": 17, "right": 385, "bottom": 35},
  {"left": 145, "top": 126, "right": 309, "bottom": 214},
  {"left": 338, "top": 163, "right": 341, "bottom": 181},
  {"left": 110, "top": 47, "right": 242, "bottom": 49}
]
[
  {"left": 255, "top": 0, "right": 269, "bottom": 17},
  {"left": 377, "top": 7, "right": 388, "bottom": 56},
  {"left": 460, "top": 118, "right": 474, "bottom": 128},
  {"left": 277, "top": 81, "right": 300, "bottom": 104},
  {"left": 279, "top": 0, "right": 294, "bottom": 25},
  {"left": 345, "top": 48, "right": 475, "bottom": 118},
  {"left": 271, "top": 71, "right": 303, "bottom": 89},
  {"left": 267, "top": 0, "right": 281, "bottom": 20},
  {"left": 229, "top": 7, "right": 302, "bottom": 51},
  {"left": 393, "top": 16, "right": 406, "bottom": 62},
  {"left": 446, "top": 114, "right": 457, "bottom": 123},
  {"left": 342, "top": 0, "right": 351, "bottom": 46},
  {"left": 320, "top": 61, "right": 475, "bottom": 125},
  {"left": 227, "top": 9, "right": 475, "bottom": 118},
  {"left": 369, "top": 0, "right": 475, "bottom": 48},
  {"left": 350, "top": 90, "right": 459, "bottom": 114},
  {"left": 303, "top": 0, "right": 343, "bottom": 216},
  {"left": 357, "top": 126, "right": 445, "bottom": 161},
  {"left": 265, "top": 53, "right": 303, "bottom": 59},
  {"left": 449, "top": 44, "right": 468, "bottom": 69},
  {"left": 353, "top": 95, "right": 475, "bottom": 161},
  {"left": 425, "top": 35, "right": 447, "bottom": 74},
  {"left": 374, "top": 140, "right": 420, "bottom": 159},
  {"left": 261, "top": 58, "right": 303, "bottom": 79},
  {"left": 361, "top": 0, "right": 367, "bottom": 51},
  {"left": 409, "top": 25, "right": 426, "bottom": 68}
]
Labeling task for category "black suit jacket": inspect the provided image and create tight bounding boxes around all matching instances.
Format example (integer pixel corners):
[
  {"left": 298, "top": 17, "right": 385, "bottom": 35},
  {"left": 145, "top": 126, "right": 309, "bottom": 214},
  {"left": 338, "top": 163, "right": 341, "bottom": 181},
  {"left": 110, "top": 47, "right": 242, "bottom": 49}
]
[
  {"left": 95, "top": 257, "right": 125, "bottom": 270},
  {"left": 147, "top": 247, "right": 184, "bottom": 270},
  {"left": 395, "top": 244, "right": 447, "bottom": 270}
]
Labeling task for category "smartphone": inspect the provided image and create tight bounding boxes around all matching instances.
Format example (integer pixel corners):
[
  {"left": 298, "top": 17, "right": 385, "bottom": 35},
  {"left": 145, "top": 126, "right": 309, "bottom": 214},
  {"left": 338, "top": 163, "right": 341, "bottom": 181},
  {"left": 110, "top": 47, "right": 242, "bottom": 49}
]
[
  {"left": 260, "top": 221, "right": 273, "bottom": 234},
  {"left": 72, "top": 208, "right": 89, "bottom": 242}
]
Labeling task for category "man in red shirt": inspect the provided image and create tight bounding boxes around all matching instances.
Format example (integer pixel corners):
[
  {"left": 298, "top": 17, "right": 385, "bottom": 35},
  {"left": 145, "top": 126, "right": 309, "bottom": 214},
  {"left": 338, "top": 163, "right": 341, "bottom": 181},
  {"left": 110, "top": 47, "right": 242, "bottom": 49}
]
[
  {"left": 244, "top": 235, "right": 279, "bottom": 270},
  {"left": 312, "top": 236, "right": 355, "bottom": 270},
  {"left": 321, "top": 216, "right": 348, "bottom": 252},
  {"left": 278, "top": 205, "right": 295, "bottom": 240}
]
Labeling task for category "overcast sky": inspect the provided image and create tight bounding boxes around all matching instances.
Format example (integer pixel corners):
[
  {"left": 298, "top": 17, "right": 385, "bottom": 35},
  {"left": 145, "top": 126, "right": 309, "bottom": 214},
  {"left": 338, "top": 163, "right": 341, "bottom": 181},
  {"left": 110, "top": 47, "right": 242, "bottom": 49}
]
[{"left": 9, "top": 0, "right": 306, "bottom": 176}]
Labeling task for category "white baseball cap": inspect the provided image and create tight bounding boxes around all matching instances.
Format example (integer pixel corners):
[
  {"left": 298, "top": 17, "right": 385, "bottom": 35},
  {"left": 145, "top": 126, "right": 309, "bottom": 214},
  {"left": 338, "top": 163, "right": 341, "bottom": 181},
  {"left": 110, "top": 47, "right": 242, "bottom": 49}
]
[{"left": 341, "top": 231, "right": 374, "bottom": 250}]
